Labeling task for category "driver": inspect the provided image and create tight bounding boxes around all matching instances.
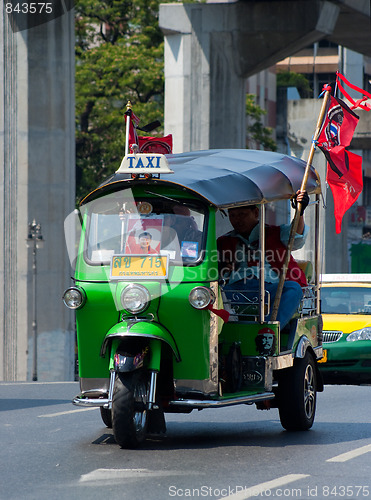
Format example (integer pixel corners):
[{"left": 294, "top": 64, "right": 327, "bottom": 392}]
[{"left": 217, "top": 190, "right": 309, "bottom": 329}]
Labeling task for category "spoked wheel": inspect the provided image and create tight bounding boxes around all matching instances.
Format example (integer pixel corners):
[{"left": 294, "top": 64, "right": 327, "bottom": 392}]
[
  {"left": 278, "top": 351, "right": 317, "bottom": 431},
  {"left": 112, "top": 370, "right": 149, "bottom": 448},
  {"left": 100, "top": 407, "right": 112, "bottom": 428}
]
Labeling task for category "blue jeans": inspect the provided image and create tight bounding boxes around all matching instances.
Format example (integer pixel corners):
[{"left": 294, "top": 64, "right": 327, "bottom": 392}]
[{"left": 224, "top": 278, "right": 303, "bottom": 329}]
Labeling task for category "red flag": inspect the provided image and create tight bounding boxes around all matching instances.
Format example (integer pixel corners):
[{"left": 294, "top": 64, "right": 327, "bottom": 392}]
[
  {"left": 317, "top": 94, "right": 363, "bottom": 233},
  {"left": 138, "top": 135, "right": 173, "bottom": 154},
  {"left": 317, "top": 95, "right": 359, "bottom": 151},
  {"left": 206, "top": 303, "right": 230, "bottom": 323},
  {"left": 326, "top": 150, "right": 363, "bottom": 233},
  {"left": 336, "top": 72, "right": 371, "bottom": 111}
]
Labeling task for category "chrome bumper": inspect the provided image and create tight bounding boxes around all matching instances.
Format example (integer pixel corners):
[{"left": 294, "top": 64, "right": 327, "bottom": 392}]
[{"left": 73, "top": 392, "right": 109, "bottom": 408}]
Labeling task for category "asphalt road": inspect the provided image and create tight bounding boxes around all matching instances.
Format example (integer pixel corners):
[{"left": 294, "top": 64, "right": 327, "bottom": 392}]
[{"left": 1, "top": 381, "right": 371, "bottom": 500}]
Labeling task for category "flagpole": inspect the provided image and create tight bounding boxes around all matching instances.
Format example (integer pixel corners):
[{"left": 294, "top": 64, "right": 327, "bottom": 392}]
[
  {"left": 270, "top": 89, "right": 331, "bottom": 323},
  {"left": 125, "top": 100, "right": 132, "bottom": 156}
]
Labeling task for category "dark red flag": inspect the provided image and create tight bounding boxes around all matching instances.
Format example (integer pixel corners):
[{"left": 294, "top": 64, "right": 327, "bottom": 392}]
[
  {"left": 326, "top": 150, "right": 363, "bottom": 233},
  {"left": 138, "top": 134, "right": 173, "bottom": 154},
  {"left": 317, "top": 94, "right": 362, "bottom": 233}
]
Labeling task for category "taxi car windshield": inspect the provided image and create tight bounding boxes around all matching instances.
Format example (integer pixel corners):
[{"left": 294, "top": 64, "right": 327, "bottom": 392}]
[{"left": 321, "top": 286, "right": 371, "bottom": 314}]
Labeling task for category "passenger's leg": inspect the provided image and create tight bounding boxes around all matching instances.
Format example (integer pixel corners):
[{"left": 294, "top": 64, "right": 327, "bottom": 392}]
[
  {"left": 224, "top": 280, "right": 302, "bottom": 329},
  {"left": 266, "top": 281, "right": 303, "bottom": 329}
]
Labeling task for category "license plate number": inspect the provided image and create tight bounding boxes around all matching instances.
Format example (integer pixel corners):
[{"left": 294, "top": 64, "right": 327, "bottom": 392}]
[{"left": 110, "top": 254, "right": 169, "bottom": 280}]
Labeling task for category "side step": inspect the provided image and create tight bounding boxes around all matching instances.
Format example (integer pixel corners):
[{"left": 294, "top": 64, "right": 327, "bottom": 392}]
[{"left": 168, "top": 392, "right": 276, "bottom": 410}]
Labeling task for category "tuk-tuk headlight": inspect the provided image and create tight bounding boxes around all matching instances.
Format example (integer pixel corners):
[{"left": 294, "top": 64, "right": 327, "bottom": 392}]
[
  {"left": 121, "top": 284, "right": 150, "bottom": 314},
  {"left": 189, "top": 286, "right": 215, "bottom": 310},
  {"left": 63, "top": 287, "right": 86, "bottom": 310}
]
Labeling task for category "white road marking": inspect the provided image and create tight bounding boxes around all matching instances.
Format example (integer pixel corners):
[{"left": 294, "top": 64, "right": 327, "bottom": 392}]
[
  {"left": 79, "top": 468, "right": 190, "bottom": 483},
  {"left": 217, "top": 474, "right": 310, "bottom": 500},
  {"left": 38, "top": 407, "right": 98, "bottom": 418},
  {"left": 327, "top": 443, "right": 371, "bottom": 462}
]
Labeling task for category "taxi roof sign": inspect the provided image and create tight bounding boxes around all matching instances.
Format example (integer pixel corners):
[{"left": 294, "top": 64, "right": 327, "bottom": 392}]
[{"left": 116, "top": 154, "right": 174, "bottom": 174}]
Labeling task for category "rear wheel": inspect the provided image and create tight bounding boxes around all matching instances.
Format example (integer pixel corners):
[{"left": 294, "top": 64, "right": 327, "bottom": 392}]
[
  {"left": 112, "top": 370, "right": 149, "bottom": 448},
  {"left": 278, "top": 351, "right": 317, "bottom": 431}
]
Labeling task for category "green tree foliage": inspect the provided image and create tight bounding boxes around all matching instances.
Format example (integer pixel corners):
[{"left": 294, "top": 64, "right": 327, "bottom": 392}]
[
  {"left": 276, "top": 70, "right": 312, "bottom": 98},
  {"left": 75, "top": 0, "right": 166, "bottom": 200},
  {"left": 246, "top": 94, "right": 277, "bottom": 151}
]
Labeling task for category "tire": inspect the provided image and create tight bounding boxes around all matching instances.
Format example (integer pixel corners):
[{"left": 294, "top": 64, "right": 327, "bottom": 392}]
[
  {"left": 278, "top": 351, "right": 317, "bottom": 431},
  {"left": 100, "top": 407, "right": 112, "bottom": 428},
  {"left": 112, "top": 370, "right": 149, "bottom": 448}
]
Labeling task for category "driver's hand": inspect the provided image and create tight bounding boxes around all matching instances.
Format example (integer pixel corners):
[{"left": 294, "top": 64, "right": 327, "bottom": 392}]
[{"left": 292, "top": 190, "right": 309, "bottom": 215}]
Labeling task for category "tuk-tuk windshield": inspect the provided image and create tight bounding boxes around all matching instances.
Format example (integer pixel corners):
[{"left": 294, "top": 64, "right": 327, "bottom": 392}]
[{"left": 84, "top": 194, "right": 206, "bottom": 266}]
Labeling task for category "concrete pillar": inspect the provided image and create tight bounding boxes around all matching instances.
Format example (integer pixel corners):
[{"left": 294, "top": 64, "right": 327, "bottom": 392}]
[
  {"left": 0, "top": 6, "right": 29, "bottom": 380},
  {"left": 1, "top": 4, "right": 75, "bottom": 380},
  {"left": 160, "top": 1, "right": 339, "bottom": 153},
  {"left": 161, "top": 5, "right": 246, "bottom": 153}
]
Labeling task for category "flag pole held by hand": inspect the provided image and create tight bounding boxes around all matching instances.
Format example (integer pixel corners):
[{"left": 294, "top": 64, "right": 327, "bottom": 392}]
[{"left": 270, "top": 87, "right": 331, "bottom": 323}]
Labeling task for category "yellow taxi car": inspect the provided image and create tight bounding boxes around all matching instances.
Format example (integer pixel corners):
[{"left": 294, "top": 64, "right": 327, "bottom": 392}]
[{"left": 319, "top": 274, "right": 371, "bottom": 384}]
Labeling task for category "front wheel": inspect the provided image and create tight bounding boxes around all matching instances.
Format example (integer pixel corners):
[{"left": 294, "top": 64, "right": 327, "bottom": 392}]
[
  {"left": 278, "top": 351, "right": 317, "bottom": 431},
  {"left": 100, "top": 407, "right": 112, "bottom": 428},
  {"left": 112, "top": 370, "right": 149, "bottom": 448}
]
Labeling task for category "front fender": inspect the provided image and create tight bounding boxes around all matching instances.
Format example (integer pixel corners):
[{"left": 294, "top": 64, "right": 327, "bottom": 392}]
[
  {"left": 294, "top": 335, "right": 324, "bottom": 392},
  {"left": 100, "top": 320, "right": 181, "bottom": 362}
]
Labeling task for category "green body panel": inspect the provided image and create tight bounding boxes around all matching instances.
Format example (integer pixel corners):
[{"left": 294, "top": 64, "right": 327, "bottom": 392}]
[
  {"left": 105, "top": 320, "right": 180, "bottom": 363},
  {"left": 148, "top": 338, "right": 162, "bottom": 371},
  {"left": 75, "top": 281, "right": 119, "bottom": 378},
  {"left": 291, "top": 315, "right": 321, "bottom": 350},
  {"left": 159, "top": 281, "right": 212, "bottom": 380},
  {"left": 108, "top": 338, "right": 121, "bottom": 370},
  {"left": 219, "top": 322, "right": 279, "bottom": 356},
  {"left": 219, "top": 315, "right": 320, "bottom": 357}
]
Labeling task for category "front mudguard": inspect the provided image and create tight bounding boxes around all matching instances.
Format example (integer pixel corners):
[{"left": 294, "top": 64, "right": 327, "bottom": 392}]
[
  {"left": 100, "top": 320, "right": 181, "bottom": 373},
  {"left": 294, "top": 336, "right": 324, "bottom": 393}
]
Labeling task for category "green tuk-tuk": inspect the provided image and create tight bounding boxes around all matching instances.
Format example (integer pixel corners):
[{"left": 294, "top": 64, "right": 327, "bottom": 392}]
[{"left": 64, "top": 149, "right": 323, "bottom": 448}]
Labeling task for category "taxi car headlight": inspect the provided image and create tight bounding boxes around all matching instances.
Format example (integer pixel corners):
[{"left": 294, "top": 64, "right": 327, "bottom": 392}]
[
  {"left": 189, "top": 286, "right": 215, "bottom": 310},
  {"left": 63, "top": 287, "right": 86, "bottom": 310},
  {"left": 121, "top": 284, "right": 150, "bottom": 314},
  {"left": 346, "top": 327, "right": 371, "bottom": 342}
]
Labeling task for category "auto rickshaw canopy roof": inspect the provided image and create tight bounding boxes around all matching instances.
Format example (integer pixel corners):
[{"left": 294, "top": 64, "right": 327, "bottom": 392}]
[{"left": 80, "top": 149, "right": 321, "bottom": 209}]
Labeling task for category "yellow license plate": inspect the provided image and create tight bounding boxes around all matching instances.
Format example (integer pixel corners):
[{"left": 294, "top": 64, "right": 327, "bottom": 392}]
[
  {"left": 110, "top": 254, "right": 169, "bottom": 280},
  {"left": 317, "top": 349, "right": 327, "bottom": 363}
]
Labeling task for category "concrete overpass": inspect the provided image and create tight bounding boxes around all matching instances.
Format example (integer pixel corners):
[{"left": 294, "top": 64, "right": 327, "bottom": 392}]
[{"left": 159, "top": 0, "right": 371, "bottom": 152}]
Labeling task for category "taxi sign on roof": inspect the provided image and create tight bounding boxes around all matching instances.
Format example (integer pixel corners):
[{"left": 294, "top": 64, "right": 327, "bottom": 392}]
[
  {"left": 116, "top": 153, "right": 174, "bottom": 174},
  {"left": 320, "top": 273, "right": 371, "bottom": 283}
]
